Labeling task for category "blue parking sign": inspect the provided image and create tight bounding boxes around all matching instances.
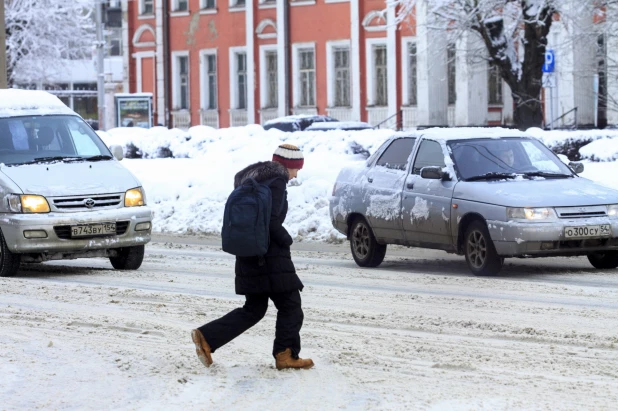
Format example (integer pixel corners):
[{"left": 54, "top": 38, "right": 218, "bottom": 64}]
[{"left": 543, "top": 50, "right": 555, "bottom": 73}]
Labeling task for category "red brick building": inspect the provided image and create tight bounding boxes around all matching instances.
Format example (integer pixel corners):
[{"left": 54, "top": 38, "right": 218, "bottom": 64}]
[{"left": 122, "top": 0, "right": 514, "bottom": 129}]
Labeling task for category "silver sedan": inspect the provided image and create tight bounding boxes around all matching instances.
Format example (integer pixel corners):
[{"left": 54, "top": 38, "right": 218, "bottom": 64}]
[{"left": 329, "top": 129, "right": 618, "bottom": 275}]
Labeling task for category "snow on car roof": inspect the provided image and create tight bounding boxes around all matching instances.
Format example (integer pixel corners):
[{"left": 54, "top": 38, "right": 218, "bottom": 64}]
[
  {"left": 306, "top": 121, "right": 373, "bottom": 130},
  {"left": 0, "top": 89, "right": 77, "bottom": 118},
  {"left": 417, "top": 127, "right": 531, "bottom": 141},
  {"left": 263, "top": 114, "right": 335, "bottom": 126}
]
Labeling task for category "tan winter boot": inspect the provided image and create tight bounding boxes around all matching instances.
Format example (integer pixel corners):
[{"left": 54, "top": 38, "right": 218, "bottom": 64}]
[
  {"left": 191, "top": 329, "right": 213, "bottom": 368},
  {"left": 275, "top": 348, "right": 314, "bottom": 370}
]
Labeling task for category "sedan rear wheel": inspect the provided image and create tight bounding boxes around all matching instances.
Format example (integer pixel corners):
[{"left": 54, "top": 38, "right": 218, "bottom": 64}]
[
  {"left": 349, "top": 218, "right": 386, "bottom": 268},
  {"left": 464, "top": 221, "right": 503, "bottom": 276},
  {"left": 587, "top": 251, "right": 618, "bottom": 270}
]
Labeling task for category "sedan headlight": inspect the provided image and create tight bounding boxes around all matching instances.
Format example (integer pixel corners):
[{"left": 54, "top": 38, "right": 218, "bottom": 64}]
[
  {"left": 125, "top": 187, "right": 146, "bottom": 207},
  {"left": 507, "top": 207, "right": 557, "bottom": 221},
  {"left": 8, "top": 194, "right": 50, "bottom": 213},
  {"left": 608, "top": 204, "right": 618, "bottom": 217}
]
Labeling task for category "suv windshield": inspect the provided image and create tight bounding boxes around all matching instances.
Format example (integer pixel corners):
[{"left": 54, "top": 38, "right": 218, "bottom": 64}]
[
  {"left": 0, "top": 115, "right": 111, "bottom": 166},
  {"left": 448, "top": 137, "right": 574, "bottom": 181}
]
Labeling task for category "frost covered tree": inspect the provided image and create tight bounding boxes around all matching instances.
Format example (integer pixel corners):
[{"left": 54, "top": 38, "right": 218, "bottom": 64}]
[
  {"left": 392, "top": 0, "right": 600, "bottom": 129},
  {"left": 4, "top": 0, "right": 96, "bottom": 86}
]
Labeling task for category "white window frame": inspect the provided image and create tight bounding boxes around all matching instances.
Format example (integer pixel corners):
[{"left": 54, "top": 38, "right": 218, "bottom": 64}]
[
  {"left": 229, "top": 0, "right": 246, "bottom": 10},
  {"left": 401, "top": 36, "right": 417, "bottom": 106},
  {"left": 200, "top": 0, "right": 217, "bottom": 11},
  {"left": 326, "top": 40, "right": 351, "bottom": 108},
  {"left": 229, "top": 46, "right": 248, "bottom": 110},
  {"left": 259, "top": 45, "right": 278, "bottom": 109},
  {"left": 199, "top": 48, "right": 218, "bottom": 110},
  {"left": 172, "top": 51, "right": 190, "bottom": 110},
  {"left": 139, "top": 0, "right": 154, "bottom": 16},
  {"left": 365, "top": 38, "right": 387, "bottom": 106},
  {"left": 131, "top": 51, "right": 156, "bottom": 93},
  {"left": 292, "top": 42, "right": 316, "bottom": 108}
]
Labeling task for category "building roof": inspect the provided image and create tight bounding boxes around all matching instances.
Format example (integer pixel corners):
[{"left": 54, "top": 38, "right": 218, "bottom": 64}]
[{"left": 0, "top": 89, "right": 77, "bottom": 118}]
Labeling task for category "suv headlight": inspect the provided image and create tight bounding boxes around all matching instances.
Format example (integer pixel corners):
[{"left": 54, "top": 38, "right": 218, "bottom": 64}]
[
  {"left": 8, "top": 194, "right": 50, "bottom": 213},
  {"left": 125, "top": 187, "right": 146, "bottom": 207},
  {"left": 507, "top": 207, "right": 557, "bottom": 221},
  {"left": 608, "top": 204, "right": 618, "bottom": 217}
]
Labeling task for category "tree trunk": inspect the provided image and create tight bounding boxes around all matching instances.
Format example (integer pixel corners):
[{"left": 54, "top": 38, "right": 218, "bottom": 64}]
[{"left": 513, "top": 94, "right": 544, "bottom": 130}]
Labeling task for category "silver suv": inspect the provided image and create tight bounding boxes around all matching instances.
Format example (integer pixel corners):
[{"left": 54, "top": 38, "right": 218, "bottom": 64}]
[{"left": 0, "top": 90, "right": 152, "bottom": 277}]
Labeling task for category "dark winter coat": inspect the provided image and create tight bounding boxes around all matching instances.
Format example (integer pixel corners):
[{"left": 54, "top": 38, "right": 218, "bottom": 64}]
[{"left": 233, "top": 161, "right": 304, "bottom": 295}]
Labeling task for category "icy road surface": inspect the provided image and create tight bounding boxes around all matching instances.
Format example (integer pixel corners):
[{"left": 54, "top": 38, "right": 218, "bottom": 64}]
[{"left": 2, "top": 234, "right": 618, "bottom": 410}]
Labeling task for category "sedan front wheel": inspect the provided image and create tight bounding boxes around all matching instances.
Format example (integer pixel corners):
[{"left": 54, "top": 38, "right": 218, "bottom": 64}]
[
  {"left": 464, "top": 220, "right": 503, "bottom": 276},
  {"left": 587, "top": 251, "right": 618, "bottom": 270}
]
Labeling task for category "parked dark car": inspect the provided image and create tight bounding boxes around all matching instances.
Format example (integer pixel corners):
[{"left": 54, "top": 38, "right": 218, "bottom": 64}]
[{"left": 263, "top": 115, "right": 338, "bottom": 132}]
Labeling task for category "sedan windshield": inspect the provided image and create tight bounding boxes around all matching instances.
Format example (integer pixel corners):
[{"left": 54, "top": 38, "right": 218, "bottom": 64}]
[
  {"left": 0, "top": 115, "right": 111, "bottom": 166},
  {"left": 447, "top": 137, "right": 574, "bottom": 181}
]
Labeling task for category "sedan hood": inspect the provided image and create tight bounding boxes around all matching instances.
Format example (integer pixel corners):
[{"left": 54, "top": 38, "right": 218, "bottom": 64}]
[
  {"left": 454, "top": 177, "right": 618, "bottom": 207},
  {"left": 1, "top": 161, "right": 140, "bottom": 197}
]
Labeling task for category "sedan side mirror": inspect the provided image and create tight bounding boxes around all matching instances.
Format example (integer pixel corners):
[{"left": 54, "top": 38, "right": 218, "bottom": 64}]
[
  {"left": 420, "top": 166, "right": 448, "bottom": 180},
  {"left": 569, "top": 161, "right": 584, "bottom": 174},
  {"left": 109, "top": 144, "right": 124, "bottom": 161}
]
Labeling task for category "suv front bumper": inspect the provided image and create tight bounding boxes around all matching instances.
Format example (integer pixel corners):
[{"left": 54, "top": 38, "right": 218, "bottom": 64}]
[{"left": 1, "top": 207, "right": 153, "bottom": 254}]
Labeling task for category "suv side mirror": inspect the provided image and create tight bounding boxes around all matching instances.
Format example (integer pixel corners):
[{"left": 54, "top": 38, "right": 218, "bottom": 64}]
[
  {"left": 569, "top": 161, "right": 584, "bottom": 174},
  {"left": 109, "top": 144, "right": 124, "bottom": 161},
  {"left": 420, "top": 166, "right": 448, "bottom": 180}
]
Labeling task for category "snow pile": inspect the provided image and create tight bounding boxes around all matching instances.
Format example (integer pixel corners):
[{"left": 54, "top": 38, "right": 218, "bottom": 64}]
[
  {"left": 526, "top": 127, "right": 618, "bottom": 161},
  {"left": 97, "top": 126, "right": 618, "bottom": 242},
  {"left": 108, "top": 126, "right": 394, "bottom": 242}
]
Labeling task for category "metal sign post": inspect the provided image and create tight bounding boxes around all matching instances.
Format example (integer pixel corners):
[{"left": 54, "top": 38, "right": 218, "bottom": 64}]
[{"left": 542, "top": 50, "right": 556, "bottom": 130}]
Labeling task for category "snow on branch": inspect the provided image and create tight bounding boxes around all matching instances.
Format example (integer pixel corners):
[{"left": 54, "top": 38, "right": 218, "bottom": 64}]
[{"left": 5, "top": 0, "right": 96, "bottom": 85}]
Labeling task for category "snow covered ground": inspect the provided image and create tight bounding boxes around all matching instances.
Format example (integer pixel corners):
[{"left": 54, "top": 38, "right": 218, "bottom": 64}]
[
  {"left": 97, "top": 126, "right": 618, "bottom": 242},
  {"left": 2, "top": 238, "right": 618, "bottom": 410}
]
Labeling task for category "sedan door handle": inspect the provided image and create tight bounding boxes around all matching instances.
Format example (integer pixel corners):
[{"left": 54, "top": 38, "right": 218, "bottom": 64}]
[
  {"left": 367, "top": 177, "right": 373, "bottom": 183},
  {"left": 406, "top": 182, "right": 414, "bottom": 189}
]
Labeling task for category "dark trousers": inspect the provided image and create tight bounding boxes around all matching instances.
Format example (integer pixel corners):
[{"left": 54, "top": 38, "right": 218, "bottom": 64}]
[{"left": 198, "top": 289, "right": 304, "bottom": 358}]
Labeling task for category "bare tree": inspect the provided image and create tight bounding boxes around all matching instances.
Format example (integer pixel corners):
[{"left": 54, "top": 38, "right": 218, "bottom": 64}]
[
  {"left": 391, "top": 0, "right": 603, "bottom": 129},
  {"left": 4, "top": 0, "right": 96, "bottom": 86}
]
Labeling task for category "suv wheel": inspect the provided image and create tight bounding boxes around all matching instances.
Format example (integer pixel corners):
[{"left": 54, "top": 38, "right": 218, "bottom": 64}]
[
  {"left": 587, "top": 251, "right": 618, "bottom": 269},
  {"left": 0, "top": 230, "right": 21, "bottom": 277},
  {"left": 110, "top": 245, "right": 145, "bottom": 270},
  {"left": 464, "top": 220, "right": 503, "bottom": 276},
  {"left": 349, "top": 218, "right": 386, "bottom": 267}
]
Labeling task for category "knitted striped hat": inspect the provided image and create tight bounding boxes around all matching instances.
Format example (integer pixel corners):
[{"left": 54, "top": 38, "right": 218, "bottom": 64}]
[{"left": 272, "top": 144, "right": 304, "bottom": 170}]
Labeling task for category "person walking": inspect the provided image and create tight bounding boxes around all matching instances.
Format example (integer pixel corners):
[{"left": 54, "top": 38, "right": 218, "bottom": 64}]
[{"left": 191, "top": 144, "right": 314, "bottom": 370}]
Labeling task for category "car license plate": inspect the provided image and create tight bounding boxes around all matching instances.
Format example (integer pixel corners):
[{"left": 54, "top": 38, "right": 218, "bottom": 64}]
[
  {"left": 564, "top": 225, "right": 611, "bottom": 239},
  {"left": 71, "top": 223, "right": 117, "bottom": 238}
]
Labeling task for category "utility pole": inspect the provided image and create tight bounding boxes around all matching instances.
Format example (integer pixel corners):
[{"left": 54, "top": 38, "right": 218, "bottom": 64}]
[
  {"left": 95, "top": 0, "right": 106, "bottom": 130},
  {"left": 0, "top": 1, "right": 7, "bottom": 88}
]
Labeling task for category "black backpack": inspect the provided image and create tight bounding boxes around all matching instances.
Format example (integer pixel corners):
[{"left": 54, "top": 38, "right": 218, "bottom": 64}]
[{"left": 221, "top": 177, "right": 284, "bottom": 257}]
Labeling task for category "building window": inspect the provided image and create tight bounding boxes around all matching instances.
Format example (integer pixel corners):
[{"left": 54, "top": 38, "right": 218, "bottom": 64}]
[
  {"left": 265, "top": 51, "right": 278, "bottom": 108},
  {"left": 177, "top": 55, "right": 189, "bottom": 109},
  {"left": 447, "top": 44, "right": 456, "bottom": 105},
  {"left": 237, "top": 53, "right": 247, "bottom": 109},
  {"left": 374, "top": 45, "right": 387, "bottom": 106},
  {"left": 488, "top": 65, "right": 503, "bottom": 105},
  {"left": 174, "top": 0, "right": 189, "bottom": 11},
  {"left": 205, "top": 54, "right": 217, "bottom": 109},
  {"left": 334, "top": 47, "right": 350, "bottom": 107},
  {"left": 141, "top": 0, "right": 154, "bottom": 14},
  {"left": 108, "top": 28, "right": 122, "bottom": 57},
  {"left": 231, "top": 0, "right": 246, "bottom": 7},
  {"left": 407, "top": 42, "right": 417, "bottom": 106},
  {"left": 202, "top": 0, "right": 216, "bottom": 8},
  {"left": 299, "top": 49, "right": 315, "bottom": 107}
]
